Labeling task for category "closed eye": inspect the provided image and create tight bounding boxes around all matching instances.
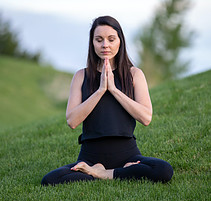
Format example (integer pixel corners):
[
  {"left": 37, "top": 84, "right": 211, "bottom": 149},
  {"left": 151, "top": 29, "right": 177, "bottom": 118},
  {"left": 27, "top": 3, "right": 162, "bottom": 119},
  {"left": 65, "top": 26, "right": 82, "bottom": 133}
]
[
  {"left": 109, "top": 36, "right": 116, "bottom": 42},
  {"left": 94, "top": 36, "right": 103, "bottom": 42}
]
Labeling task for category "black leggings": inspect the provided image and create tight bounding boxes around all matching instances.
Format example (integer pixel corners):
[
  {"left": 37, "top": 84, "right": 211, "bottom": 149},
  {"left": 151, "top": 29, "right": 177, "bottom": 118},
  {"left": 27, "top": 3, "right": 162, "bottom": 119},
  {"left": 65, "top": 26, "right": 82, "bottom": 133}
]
[{"left": 41, "top": 137, "right": 173, "bottom": 185}]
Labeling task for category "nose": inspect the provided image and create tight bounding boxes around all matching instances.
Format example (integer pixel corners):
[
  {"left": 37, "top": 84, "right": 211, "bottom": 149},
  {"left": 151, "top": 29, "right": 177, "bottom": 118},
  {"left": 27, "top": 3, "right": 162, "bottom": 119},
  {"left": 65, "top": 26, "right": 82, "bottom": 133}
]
[{"left": 102, "top": 39, "right": 108, "bottom": 48}]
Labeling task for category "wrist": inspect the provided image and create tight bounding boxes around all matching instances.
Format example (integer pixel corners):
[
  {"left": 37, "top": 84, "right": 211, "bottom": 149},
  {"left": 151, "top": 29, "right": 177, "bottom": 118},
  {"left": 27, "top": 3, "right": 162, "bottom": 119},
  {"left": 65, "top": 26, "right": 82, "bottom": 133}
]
[
  {"left": 97, "top": 88, "right": 106, "bottom": 96},
  {"left": 108, "top": 86, "right": 118, "bottom": 95}
]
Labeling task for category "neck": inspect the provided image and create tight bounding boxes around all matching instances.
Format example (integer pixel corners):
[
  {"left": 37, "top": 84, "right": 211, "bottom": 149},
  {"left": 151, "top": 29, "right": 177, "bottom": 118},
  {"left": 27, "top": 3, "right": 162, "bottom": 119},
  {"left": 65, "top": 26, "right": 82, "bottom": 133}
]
[{"left": 98, "top": 59, "right": 116, "bottom": 72}]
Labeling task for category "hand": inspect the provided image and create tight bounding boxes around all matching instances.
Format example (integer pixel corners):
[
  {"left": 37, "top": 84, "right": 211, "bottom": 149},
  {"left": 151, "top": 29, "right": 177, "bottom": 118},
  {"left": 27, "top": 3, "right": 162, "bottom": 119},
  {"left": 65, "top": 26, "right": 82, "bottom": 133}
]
[
  {"left": 99, "top": 58, "right": 108, "bottom": 93},
  {"left": 106, "top": 58, "right": 116, "bottom": 92}
]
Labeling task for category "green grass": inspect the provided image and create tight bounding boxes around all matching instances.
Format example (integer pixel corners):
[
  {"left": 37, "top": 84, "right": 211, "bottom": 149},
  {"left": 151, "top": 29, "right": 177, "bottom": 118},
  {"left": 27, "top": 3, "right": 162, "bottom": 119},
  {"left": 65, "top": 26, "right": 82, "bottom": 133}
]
[
  {"left": 0, "top": 64, "right": 210, "bottom": 200},
  {"left": 0, "top": 55, "right": 72, "bottom": 130}
]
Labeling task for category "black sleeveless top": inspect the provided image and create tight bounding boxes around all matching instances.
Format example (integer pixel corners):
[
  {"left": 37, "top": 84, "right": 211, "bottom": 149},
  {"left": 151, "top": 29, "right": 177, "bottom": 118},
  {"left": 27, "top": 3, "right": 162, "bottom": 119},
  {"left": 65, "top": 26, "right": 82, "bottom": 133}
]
[{"left": 78, "top": 68, "right": 136, "bottom": 144}]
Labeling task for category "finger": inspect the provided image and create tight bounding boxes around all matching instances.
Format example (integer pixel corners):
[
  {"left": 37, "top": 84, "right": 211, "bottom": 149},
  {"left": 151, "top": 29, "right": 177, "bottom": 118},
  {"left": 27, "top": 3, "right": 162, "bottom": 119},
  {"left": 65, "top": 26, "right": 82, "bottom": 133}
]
[
  {"left": 105, "top": 57, "right": 109, "bottom": 67},
  {"left": 101, "top": 62, "right": 105, "bottom": 74},
  {"left": 107, "top": 60, "right": 113, "bottom": 74},
  {"left": 104, "top": 57, "right": 108, "bottom": 67},
  {"left": 102, "top": 64, "right": 107, "bottom": 78},
  {"left": 104, "top": 58, "right": 109, "bottom": 75}
]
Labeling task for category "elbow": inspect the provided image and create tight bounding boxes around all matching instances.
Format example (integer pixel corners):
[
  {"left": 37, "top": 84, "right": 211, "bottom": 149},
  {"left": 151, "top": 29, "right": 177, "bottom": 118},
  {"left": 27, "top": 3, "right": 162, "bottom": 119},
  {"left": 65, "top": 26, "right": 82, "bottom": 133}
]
[
  {"left": 139, "top": 113, "right": 152, "bottom": 126},
  {"left": 67, "top": 120, "right": 77, "bottom": 129},
  {"left": 66, "top": 115, "right": 77, "bottom": 129},
  {"left": 143, "top": 108, "right": 153, "bottom": 126},
  {"left": 143, "top": 118, "right": 151, "bottom": 126}
]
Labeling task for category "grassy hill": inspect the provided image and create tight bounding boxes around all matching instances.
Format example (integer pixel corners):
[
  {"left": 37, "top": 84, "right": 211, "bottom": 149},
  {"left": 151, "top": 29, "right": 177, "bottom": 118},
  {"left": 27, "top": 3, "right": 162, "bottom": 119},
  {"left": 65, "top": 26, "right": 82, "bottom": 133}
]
[
  {"left": 0, "top": 55, "right": 72, "bottom": 130},
  {"left": 0, "top": 64, "right": 210, "bottom": 200}
]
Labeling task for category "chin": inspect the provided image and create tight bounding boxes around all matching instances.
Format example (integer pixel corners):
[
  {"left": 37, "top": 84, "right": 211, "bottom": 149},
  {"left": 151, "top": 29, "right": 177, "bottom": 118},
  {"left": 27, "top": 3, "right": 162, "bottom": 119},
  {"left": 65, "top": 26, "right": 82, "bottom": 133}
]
[{"left": 100, "top": 55, "right": 114, "bottom": 60}]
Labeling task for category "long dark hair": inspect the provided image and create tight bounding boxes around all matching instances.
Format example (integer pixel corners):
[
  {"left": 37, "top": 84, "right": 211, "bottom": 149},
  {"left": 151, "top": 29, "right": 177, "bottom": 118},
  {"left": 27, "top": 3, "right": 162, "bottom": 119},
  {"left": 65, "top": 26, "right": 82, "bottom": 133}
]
[{"left": 87, "top": 16, "right": 134, "bottom": 98}]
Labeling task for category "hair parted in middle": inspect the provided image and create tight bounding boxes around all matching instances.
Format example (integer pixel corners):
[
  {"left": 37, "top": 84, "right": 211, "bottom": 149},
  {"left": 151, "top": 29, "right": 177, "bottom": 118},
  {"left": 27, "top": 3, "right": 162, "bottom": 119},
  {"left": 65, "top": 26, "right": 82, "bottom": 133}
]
[{"left": 87, "top": 15, "right": 134, "bottom": 99}]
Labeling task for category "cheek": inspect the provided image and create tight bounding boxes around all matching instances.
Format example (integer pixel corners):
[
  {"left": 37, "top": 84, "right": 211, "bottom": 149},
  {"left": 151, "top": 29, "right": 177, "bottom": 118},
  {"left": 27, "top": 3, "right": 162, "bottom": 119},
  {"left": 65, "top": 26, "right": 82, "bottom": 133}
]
[
  {"left": 114, "top": 42, "right": 120, "bottom": 53},
  {"left": 93, "top": 44, "right": 98, "bottom": 55},
  {"left": 93, "top": 42, "right": 100, "bottom": 53},
  {"left": 114, "top": 39, "right": 120, "bottom": 50}
]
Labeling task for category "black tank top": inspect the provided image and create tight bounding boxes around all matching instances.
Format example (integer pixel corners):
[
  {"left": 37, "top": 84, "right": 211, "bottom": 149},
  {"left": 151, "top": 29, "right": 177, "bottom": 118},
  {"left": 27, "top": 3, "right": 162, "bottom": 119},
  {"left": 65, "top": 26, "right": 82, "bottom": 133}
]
[{"left": 79, "top": 68, "right": 136, "bottom": 144}]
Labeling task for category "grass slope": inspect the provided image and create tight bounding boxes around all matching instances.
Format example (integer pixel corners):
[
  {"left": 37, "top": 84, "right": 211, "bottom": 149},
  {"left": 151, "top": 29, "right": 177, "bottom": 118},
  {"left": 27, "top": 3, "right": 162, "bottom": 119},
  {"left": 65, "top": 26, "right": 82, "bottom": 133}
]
[
  {"left": 0, "top": 55, "right": 72, "bottom": 130},
  {"left": 0, "top": 70, "right": 210, "bottom": 200}
]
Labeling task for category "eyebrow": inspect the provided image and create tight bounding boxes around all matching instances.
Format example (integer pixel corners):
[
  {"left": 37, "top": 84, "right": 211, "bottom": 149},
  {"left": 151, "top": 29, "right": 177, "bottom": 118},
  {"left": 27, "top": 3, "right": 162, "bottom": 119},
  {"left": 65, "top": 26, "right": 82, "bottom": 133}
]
[{"left": 94, "top": 35, "right": 117, "bottom": 38}]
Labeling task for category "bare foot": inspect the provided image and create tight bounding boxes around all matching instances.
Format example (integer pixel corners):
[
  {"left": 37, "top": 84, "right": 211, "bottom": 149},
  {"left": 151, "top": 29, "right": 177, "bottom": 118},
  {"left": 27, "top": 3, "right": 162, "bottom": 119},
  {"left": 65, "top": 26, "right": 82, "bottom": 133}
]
[
  {"left": 123, "top": 161, "right": 141, "bottom": 168},
  {"left": 71, "top": 162, "right": 113, "bottom": 179}
]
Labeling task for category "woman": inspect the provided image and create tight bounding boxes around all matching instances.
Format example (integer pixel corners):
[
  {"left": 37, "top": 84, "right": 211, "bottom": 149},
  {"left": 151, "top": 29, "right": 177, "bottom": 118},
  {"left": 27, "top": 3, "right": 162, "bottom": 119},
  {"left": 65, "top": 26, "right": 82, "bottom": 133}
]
[{"left": 41, "top": 16, "right": 173, "bottom": 185}]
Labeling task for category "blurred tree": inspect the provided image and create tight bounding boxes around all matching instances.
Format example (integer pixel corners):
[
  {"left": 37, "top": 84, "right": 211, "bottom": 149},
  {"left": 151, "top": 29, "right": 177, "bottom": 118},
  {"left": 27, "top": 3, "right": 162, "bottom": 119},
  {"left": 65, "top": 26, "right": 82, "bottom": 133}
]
[
  {"left": 0, "top": 14, "right": 19, "bottom": 56},
  {"left": 0, "top": 13, "right": 41, "bottom": 63},
  {"left": 136, "top": 0, "right": 194, "bottom": 87}
]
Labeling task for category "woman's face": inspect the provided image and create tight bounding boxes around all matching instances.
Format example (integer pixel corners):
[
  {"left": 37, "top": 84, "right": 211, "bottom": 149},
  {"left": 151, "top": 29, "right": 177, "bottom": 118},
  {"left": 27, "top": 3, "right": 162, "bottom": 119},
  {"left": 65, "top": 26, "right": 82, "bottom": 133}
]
[{"left": 93, "top": 25, "right": 120, "bottom": 62}]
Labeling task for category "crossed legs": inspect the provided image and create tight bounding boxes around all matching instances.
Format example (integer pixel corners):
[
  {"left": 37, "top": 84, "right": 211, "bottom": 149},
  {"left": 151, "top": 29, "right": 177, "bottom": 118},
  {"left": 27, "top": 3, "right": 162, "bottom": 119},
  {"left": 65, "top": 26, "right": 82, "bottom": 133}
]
[
  {"left": 71, "top": 161, "right": 141, "bottom": 180},
  {"left": 41, "top": 155, "right": 173, "bottom": 186}
]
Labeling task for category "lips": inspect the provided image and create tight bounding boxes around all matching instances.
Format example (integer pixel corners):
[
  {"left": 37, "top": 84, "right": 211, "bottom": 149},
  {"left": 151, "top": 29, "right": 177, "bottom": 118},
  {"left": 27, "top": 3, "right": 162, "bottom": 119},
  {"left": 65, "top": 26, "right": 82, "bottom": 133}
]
[{"left": 101, "top": 51, "right": 111, "bottom": 54}]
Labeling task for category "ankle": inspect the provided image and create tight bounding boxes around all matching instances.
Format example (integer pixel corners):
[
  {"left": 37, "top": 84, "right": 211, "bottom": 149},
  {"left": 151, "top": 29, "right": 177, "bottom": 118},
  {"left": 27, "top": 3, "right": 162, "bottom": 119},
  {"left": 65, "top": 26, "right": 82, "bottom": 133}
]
[{"left": 102, "top": 169, "right": 114, "bottom": 180}]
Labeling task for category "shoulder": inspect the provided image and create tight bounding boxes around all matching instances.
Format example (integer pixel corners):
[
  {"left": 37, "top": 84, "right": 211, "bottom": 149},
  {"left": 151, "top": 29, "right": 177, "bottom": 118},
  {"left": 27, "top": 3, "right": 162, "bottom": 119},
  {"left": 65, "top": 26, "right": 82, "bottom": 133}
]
[
  {"left": 130, "top": 66, "right": 147, "bottom": 82},
  {"left": 70, "top": 68, "right": 86, "bottom": 89},
  {"left": 72, "top": 68, "right": 85, "bottom": 82},
  {"left": 74, "top": 68, "right": 85, "bottom": 78},
  {"left": 130, "top": 67, "right": 150, "bottom": 100}
]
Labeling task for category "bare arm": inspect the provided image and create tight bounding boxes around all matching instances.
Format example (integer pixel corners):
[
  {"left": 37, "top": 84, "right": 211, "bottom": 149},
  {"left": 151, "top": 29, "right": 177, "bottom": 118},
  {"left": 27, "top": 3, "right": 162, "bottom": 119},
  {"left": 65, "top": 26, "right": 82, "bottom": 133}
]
[
  {"left": 107, "top": 65, "right": 152, "bottom": 126},
  {"left": 66, "top": 66, "right": 107, "bottom": 129}
]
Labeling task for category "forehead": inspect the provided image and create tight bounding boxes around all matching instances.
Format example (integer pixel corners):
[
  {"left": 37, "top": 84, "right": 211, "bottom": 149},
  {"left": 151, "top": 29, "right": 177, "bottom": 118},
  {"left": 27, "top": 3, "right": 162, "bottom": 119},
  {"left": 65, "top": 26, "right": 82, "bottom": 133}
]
[{"left": 94, "top": 25, "right": 118, "bottom": 37}]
